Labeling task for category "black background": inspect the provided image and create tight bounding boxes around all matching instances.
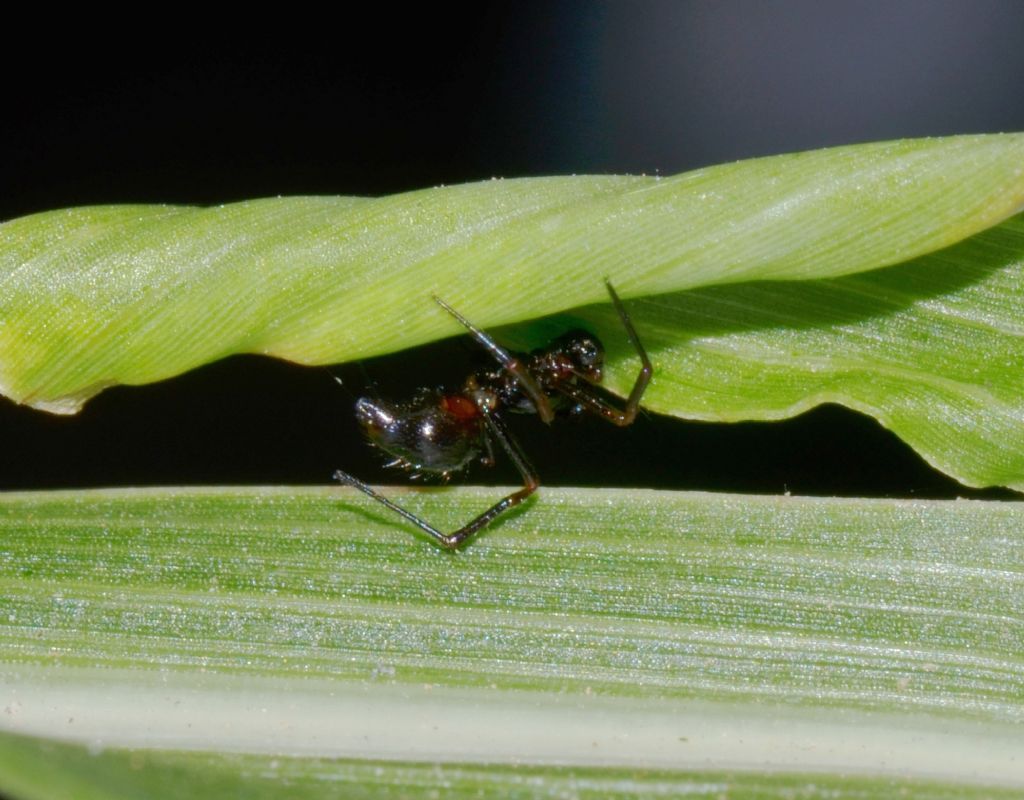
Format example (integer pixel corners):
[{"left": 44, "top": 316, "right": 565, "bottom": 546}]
[{"left": 2, "top": 2, "right": 1023, "bottom": 499}]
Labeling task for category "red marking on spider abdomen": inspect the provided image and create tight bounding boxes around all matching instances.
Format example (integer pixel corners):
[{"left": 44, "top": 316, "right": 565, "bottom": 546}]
[{"left": 442, "top": 394, "right": 481, "bottom": 421}]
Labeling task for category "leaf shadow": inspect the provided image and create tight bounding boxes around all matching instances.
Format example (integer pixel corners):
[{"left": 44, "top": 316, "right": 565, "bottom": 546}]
[{"left": 501, "top": 212, "right": 1024, "bottom": 359}]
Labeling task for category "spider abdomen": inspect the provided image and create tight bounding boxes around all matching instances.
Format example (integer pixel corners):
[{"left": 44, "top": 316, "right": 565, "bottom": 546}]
[{"left": 356, "top": 391, "right": 483, "bottom": 474}]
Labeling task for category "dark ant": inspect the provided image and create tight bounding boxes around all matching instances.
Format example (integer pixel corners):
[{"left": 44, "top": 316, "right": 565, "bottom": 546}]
[{"left": 333, "top": 280, "right": 652, "bottom": 549}]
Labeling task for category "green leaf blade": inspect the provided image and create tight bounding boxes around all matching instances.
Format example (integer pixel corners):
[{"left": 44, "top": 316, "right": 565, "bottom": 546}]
[
  {"left": 1, "top": 487, "right": 1023, "bottom": 795},
  {"left": 3, "top": 134, "right": 1024, "bottom": 414},
  {"left": 6, "top": 732, "right": 1023, "bottom": 800},
  {"left": 551, "top": 213, "right": 1024, "bottom": 489}
]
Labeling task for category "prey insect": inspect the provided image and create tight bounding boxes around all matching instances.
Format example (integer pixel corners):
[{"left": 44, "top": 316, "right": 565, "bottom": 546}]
[{"left": 333, "top": 280, "right": 652, "bottom": 549}]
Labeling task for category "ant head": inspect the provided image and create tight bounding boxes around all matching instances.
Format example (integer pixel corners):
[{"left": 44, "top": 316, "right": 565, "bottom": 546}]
[
  {"left": 355, "top": 390, "right": 483, "bottom": 475},
  {"left": 555, "top": 329, "right": 605, "bottom": 383}
]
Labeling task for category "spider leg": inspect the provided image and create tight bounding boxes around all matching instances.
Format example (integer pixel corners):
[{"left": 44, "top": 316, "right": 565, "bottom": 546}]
[
  {"left": 334, "top": 409, "right": 538, "bottom": 550},
  {"left": 433, "top": 295, "right": 556, "bottom": 423},
  {"left": 556, "top": 281, "right": 653, "bottom": 427},
  {"left": 479, "top": 425, "right": 497, "bottom": 467}
]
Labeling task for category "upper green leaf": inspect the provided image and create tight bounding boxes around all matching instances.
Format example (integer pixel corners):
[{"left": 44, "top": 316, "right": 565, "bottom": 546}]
[
  {"left": 2, "top": 135, "right": 1023, "bottom": 416},
  {"left": 3, "top": 134, "right": 1024, "bottom": 490}
]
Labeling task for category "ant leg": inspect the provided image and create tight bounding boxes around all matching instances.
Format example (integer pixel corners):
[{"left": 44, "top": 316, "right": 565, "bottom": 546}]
[
  {"left": 334, "top": 411, "right": 539, "bottom": 550},
  {"left": 433, "top": 295, "right": 556, "bottom": 424},
  {"left": 558, "top": 281, "right": 653, "bottom": 427}
]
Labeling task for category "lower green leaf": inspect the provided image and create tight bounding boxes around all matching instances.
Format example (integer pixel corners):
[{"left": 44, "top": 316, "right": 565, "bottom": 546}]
[
  {"left": 3, "top": 730, "right": 1020, "bottom": 800},
  {"left": 1, "top": 487, "right": 1021, "bottom": 796}
]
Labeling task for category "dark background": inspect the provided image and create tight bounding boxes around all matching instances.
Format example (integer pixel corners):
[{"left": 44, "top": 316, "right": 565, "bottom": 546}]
[{"left": 2, "top": 2, "right": 1023, "bottom": 498}]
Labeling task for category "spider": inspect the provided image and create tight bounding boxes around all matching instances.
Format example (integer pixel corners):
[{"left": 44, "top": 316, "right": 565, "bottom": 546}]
[{"left": 333, "top": 280, "right": 652, "bottom": 549}]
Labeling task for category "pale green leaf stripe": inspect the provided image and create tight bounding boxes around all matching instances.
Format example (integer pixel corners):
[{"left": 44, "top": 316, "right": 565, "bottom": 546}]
[
  {"left": 533, "top": 212, "right": 1024, "bottom": 490},
  {"left": 1, "top": 488, "right": 1022, "bottom": 791},
  {"left": 2, "top": 134, "right": 1024, "bottom": 414},
  {"left": 3, "top": 731, "right": 1021, "bottom": 800}
]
